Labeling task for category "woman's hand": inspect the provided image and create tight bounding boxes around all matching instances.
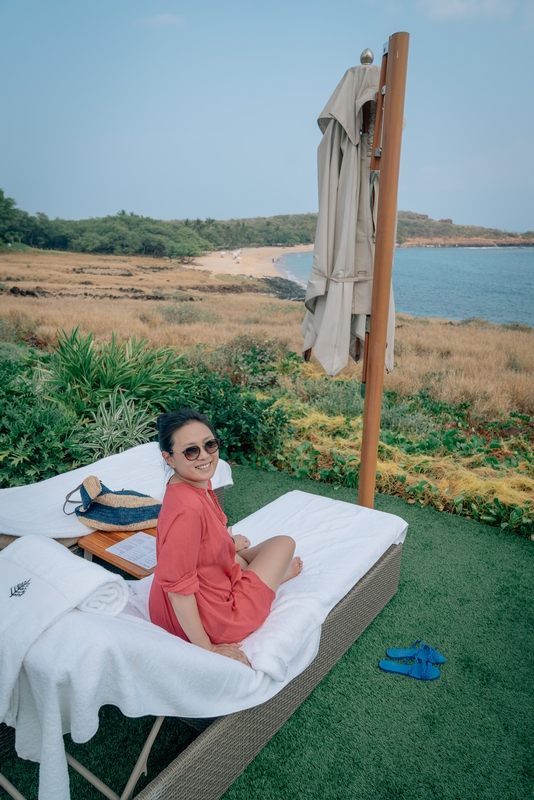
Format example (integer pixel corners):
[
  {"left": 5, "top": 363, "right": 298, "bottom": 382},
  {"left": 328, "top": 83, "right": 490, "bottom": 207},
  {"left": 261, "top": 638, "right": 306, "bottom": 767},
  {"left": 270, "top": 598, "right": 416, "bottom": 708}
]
[
  {"left": 232, "top": 534, "right": 250, "bottom": 552},
  {"left": 210, "top": 642, "right": 251, "bottom": 667}
]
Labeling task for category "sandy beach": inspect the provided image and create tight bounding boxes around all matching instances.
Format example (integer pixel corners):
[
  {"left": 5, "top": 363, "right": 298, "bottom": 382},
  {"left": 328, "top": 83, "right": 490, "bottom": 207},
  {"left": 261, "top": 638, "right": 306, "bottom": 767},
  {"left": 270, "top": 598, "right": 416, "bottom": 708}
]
[{"left": 190, "top": 244, "right": 314, "bottom": 280}]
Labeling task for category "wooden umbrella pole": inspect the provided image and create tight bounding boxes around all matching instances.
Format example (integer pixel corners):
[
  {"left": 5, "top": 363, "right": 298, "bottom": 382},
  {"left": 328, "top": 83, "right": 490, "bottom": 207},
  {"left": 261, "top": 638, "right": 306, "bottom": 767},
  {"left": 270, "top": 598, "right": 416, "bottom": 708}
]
[{"left": 358, "top": 31, "right": 409, "bottom": 508}]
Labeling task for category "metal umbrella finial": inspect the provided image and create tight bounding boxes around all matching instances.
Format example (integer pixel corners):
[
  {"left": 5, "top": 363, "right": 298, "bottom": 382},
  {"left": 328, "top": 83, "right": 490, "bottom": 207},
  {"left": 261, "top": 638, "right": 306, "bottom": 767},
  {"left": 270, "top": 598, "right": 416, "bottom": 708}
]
[{"left": 360, "top": 48, "right": 374, "bottom": 64}]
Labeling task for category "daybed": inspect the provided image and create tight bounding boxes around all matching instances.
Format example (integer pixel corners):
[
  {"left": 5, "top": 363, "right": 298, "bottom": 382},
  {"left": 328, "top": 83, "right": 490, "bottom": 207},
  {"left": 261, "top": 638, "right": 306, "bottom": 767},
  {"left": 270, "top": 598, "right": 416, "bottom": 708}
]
[
  {"left": 0, "top": 454, "right": 407, "bottom": 800},
  {"left": 0, "top": 442, "right": 232, "bottom": 550}
]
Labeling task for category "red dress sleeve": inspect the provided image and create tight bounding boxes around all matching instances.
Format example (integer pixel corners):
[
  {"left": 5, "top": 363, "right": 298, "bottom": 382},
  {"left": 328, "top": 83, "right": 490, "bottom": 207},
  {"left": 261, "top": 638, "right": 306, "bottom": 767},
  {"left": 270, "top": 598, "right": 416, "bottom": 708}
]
[{"left": 154, "top": 502, "right": 202, "bottom": 596}]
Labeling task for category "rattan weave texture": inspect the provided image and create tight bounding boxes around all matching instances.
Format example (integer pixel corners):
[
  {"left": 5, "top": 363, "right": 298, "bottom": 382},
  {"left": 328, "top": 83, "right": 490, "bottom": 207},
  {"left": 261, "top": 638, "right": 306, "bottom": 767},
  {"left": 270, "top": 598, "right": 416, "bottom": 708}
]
[{"left": 133, "top": 543, "right": 402, "bottom": 800}]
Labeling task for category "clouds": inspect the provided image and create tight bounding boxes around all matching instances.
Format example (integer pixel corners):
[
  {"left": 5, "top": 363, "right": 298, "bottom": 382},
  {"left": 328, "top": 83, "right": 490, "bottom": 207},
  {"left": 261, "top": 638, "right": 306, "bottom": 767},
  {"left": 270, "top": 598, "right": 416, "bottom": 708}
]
[
  {"left": 417, "top": 0, "right": 514, "bottom": 20},
  {"left": 135, "top": 13, "right": 185, "bottom": 27}
]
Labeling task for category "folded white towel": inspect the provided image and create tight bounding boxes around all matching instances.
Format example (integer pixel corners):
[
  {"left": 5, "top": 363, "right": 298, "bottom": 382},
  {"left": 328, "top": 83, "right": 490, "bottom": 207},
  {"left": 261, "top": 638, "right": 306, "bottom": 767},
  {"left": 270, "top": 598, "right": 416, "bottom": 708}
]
[{"left": 0, "top": 535, "right": 128, "bottom": 724}]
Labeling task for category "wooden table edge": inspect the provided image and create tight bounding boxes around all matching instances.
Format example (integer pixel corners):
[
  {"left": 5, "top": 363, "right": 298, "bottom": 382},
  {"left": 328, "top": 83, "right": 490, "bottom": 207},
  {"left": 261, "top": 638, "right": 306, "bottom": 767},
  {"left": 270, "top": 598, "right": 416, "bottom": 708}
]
[{"left": 78, "top": 528, "right": 157, "bottom": 579}]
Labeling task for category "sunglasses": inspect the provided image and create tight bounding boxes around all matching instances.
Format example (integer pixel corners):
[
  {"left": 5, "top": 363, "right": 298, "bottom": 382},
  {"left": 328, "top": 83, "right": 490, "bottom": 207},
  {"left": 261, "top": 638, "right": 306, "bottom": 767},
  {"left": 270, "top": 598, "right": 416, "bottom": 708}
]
[{"left": 171, "top": 438, "right": 220, "bottom": 462}]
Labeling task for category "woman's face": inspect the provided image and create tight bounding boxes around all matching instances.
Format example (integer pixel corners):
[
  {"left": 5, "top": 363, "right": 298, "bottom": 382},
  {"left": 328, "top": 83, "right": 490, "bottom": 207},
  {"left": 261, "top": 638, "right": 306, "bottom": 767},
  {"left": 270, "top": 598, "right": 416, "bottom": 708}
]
[{"left": 163, "top": 421, "right": 219, "bottom": 488}]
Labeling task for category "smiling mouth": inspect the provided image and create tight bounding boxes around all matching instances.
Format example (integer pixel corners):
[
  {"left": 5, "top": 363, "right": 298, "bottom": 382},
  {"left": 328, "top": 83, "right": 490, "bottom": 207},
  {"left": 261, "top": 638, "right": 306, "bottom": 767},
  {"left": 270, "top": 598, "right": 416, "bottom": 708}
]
[{"left": 196, "top": 461, "right": 212, "bottom": 470}]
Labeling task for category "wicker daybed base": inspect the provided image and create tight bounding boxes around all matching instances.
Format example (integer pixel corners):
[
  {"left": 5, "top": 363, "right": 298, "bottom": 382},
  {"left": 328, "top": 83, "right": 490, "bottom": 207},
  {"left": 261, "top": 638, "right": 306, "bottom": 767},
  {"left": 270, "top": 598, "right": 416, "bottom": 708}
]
[{"left": 133, "top": 541, "right": 403, "bottom": 800}]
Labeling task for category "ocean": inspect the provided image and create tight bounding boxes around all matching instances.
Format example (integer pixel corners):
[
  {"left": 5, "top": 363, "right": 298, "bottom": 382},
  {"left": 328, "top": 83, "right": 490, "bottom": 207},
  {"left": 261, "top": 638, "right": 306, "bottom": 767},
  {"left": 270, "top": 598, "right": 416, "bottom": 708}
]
[{"left": 276, "top": 247, "right": 534, "bottom": 327}]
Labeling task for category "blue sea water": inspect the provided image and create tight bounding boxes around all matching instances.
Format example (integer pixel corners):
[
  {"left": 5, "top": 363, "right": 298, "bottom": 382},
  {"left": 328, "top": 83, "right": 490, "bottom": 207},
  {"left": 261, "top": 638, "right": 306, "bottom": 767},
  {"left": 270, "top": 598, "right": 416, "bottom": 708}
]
[{"left": 276, "top": 247, "right": 534, "bottom": 327}]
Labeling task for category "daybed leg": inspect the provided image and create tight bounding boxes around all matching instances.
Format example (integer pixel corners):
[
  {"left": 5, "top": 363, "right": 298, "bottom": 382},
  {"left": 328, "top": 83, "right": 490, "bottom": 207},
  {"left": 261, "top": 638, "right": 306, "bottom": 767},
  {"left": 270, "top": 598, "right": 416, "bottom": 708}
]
[
  {"left": 83, "top": 551, "right": 93, "bottom": 561},
  {"left": 119, "top": 716, "right": 165, "bottom": 800},
  {"left": 0, "top": 771, "right": 28, "bottom": 800},
  {"left": 65, "top": 716, "right": 165, "bottom": 800},
  {"left": 65, "top": 753, "right": 120, "bottom": 800}
]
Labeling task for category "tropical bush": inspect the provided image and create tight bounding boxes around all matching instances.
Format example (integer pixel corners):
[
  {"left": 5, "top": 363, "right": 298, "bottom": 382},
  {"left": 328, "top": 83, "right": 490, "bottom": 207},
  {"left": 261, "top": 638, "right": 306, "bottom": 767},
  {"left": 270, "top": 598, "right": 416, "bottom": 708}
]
[
  {"left": 0, "top": 358, "right": 87, "bottom": 487},
  {"left": 44, "top": 328, "right": 192, "bottom": 416},
  {"left": 74, "top": 390, "right": 156, "bottom": 460},
  {"left": 170, "top": 367, "right": 292, "bottom": 464},
  {"left": 201, "top": 335, "right": 300, "bottom": 389}
]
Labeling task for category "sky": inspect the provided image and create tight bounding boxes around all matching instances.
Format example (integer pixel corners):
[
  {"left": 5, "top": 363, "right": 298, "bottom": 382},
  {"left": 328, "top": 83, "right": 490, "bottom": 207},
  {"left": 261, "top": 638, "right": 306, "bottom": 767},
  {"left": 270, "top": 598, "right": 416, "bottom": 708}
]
[{"left": 1, "top": 0, "right": 533, "bottom": 232}]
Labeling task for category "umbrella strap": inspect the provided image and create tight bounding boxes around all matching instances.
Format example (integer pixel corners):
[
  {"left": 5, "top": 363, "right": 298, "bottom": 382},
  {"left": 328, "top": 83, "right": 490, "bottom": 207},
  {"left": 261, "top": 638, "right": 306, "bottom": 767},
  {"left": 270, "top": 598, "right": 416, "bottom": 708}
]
[{"left": 328, "top": 275, "right": 372, "bottom": 283}]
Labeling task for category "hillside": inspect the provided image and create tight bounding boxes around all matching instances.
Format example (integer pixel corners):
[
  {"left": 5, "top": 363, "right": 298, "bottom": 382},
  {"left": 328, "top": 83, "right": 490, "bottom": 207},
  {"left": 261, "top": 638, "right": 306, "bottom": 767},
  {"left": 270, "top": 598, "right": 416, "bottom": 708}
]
[
  {"left": 396, "top": 211, "right": 534, "bottom": 247},
  {"left": 2, "top": 187, "right": 533, "bottom": 254}
]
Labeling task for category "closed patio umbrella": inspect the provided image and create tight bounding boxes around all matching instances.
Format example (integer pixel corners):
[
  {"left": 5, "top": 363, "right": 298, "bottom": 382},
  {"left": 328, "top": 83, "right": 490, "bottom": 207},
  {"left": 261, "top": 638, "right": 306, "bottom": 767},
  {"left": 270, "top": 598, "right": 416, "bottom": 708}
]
[{"left": 301, "top": 60, "right": 395, "bottom": 377}]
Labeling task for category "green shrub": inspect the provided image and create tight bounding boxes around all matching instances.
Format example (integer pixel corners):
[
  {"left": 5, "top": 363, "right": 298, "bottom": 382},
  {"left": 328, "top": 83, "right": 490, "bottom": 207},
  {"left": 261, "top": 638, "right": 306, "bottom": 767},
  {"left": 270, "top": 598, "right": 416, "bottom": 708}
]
[
  {"left": 170, "top": 368, "right": 292, "bottom": 463},
  {"left": 501, "top": 321, "right": 533, "bottom": 333},
  {"left": 206, "top": 335, "right": 294, "bottom": 389},
  {"left": 158, "top": 304, "right": 222, "bottom": 325},
  {"left": 44, "top": 328, "right": 192, "bottom": 416},
  {"left": 0, "top": 341, "right": 29, "bottom": 362},
  {"left": 0, "top": 318, "right": 18, "bottom": 343},
  {"left": 74, "top": 390, "right": 156, "bottom": 459},
  {"left": 0, "top": 359, "right": 87, "bottom": 486},
  {"left": 380, "top": 395, "right": 438, "bottom": 436},
  {"left": 299, "top": 377, "right": 365, "bottom": 417}
]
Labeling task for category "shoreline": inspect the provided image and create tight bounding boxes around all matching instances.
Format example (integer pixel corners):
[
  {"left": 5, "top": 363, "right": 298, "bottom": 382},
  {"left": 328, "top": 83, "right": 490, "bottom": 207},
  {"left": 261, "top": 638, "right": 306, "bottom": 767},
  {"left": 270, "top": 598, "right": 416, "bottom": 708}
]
[
  {"left": 191, "top": 244, "right": 314, "bottom": 281},
  {"left": 191, "top": 239, "right": 534, "bottom": 286}
]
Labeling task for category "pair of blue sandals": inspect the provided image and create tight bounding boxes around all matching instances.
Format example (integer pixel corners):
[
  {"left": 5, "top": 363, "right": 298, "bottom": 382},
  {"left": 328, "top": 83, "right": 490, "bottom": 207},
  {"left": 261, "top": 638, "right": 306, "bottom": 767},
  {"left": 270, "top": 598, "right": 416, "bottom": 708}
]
[{"left": 379, "top": 640, "right": 446, "bottom": 681}]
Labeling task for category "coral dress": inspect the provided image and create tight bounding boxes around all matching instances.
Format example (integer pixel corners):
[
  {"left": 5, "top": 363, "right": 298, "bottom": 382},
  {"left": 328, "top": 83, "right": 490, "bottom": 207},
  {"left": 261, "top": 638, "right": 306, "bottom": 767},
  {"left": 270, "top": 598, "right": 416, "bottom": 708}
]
[{"left": 148, "top": 481, "right": 275, "bottom": 644}]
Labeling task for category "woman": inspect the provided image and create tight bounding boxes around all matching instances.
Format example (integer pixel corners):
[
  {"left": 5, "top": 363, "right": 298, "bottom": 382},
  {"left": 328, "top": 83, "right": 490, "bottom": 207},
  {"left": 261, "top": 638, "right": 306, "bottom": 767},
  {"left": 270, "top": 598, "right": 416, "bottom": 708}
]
[{"left": 149, "top": 409, "right": 303, "bottom": 666}]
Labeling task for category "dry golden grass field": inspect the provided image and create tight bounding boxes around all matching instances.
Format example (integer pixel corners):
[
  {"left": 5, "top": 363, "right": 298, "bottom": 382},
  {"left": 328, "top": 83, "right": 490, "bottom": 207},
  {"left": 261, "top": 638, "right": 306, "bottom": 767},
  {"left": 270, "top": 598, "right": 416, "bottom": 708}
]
[{"left": 1, "top": 248, "right": 533, "bottom": 419}]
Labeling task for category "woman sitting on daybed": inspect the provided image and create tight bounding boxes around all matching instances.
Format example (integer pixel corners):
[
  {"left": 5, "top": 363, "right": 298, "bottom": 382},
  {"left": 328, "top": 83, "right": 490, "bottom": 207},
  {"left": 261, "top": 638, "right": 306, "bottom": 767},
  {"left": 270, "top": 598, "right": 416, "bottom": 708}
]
[{"left": 149, "top": 409, "right": 303, "bottom": 666}]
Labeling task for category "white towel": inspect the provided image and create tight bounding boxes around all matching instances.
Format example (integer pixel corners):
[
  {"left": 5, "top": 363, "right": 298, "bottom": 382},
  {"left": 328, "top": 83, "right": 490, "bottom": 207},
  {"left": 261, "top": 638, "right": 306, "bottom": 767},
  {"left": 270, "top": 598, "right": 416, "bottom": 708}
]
[{"left": 0, "top": 535, "right": 128, "bottom": 724}]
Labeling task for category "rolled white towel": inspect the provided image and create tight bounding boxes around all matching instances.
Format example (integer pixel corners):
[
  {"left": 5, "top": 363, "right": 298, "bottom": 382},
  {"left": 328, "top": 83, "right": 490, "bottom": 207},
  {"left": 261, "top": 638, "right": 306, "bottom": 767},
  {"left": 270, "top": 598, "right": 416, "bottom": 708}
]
[
  {"left": 1, "top": 534, "right": 128, "bottom": 615},
  {"left": 0, "top": 535, "right": 128, "bottom": 723}
]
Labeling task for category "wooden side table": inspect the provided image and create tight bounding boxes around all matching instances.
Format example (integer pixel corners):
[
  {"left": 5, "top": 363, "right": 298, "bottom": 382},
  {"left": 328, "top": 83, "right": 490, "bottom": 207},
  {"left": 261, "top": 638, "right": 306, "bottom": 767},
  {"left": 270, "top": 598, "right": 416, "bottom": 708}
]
[{"left": 78, "top": 528, "right": 157, "bottom": 579}]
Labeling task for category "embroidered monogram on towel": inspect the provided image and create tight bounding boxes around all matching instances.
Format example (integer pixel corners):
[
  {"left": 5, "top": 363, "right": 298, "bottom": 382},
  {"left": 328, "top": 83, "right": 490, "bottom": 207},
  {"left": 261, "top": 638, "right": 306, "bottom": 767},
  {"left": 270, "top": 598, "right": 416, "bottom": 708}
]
[{"left": 10, "top": 579, "right": 31, "bottom": 598}]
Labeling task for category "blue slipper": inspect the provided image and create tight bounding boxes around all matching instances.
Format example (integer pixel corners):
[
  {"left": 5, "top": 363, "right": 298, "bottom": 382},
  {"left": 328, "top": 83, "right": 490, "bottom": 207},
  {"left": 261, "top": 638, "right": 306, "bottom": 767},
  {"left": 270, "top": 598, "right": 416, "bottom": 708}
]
[
  {"left": 379, "top": 656, "right": 440, "bottom": 681},
  {"left": 386, "top": 640, "right": 446, "bottom": 664}
]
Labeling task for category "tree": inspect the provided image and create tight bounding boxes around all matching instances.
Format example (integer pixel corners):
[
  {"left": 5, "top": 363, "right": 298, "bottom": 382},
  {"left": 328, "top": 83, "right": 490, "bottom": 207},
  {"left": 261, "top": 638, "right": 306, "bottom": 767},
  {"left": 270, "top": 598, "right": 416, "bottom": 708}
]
[{"left": 0, "top": 188, "right": 17, "bottom": 242}]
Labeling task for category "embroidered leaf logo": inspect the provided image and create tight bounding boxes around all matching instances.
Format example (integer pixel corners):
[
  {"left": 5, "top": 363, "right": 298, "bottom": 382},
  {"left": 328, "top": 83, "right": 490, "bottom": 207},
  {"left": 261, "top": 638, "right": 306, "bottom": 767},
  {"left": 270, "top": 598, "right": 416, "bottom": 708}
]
[{"left": 10, "top": 579, "right": 31, "bottom": 598}]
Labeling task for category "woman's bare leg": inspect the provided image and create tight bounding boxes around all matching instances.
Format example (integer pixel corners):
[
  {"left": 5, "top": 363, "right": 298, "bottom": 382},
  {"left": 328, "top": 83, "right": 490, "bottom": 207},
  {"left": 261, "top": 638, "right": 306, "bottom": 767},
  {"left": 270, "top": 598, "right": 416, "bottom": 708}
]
[
  {"left": 241, "top": 536, "right": 302, "bottom": 592},
  {"left": 234, "top": 553, "right": 248, "bottom": 569}
]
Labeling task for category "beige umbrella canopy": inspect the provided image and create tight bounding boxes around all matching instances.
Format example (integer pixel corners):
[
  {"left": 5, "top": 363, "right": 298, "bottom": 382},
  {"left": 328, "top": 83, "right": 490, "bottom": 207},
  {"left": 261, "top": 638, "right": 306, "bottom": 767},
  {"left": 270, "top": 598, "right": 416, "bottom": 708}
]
[{"left": 301, "top": 63, "right": 395, "bottom": 377}]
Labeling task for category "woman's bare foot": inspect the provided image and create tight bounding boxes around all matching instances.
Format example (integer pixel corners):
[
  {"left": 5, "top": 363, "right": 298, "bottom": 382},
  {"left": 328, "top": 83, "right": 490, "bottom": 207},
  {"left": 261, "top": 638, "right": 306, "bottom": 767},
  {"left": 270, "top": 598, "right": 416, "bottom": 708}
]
[{"left": 281, "top": 556, "right": 303, "bottom": 584}]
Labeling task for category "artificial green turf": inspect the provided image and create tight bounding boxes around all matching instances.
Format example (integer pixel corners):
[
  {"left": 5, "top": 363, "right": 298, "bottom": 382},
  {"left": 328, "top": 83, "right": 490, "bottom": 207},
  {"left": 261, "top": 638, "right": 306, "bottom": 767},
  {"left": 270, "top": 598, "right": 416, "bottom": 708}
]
[{"left": 1, "top": 466, "right": 533, "bottom": 800}]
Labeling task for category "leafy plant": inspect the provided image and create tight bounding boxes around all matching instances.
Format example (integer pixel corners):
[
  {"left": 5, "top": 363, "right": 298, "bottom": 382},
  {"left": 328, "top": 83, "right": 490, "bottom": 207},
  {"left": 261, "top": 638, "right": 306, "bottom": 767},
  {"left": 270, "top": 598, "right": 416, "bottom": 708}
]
[
  {"left": 0, "top": 358, "right": 87, "bottom": 486},
  {"left": 319, "top": 450, "right": 360, "bottom": 487},
  {"left": 0, "top": 318, "right": 19, "bottom": 343},
  {"left": 297, "top": 377, "right": 365, "bottom": 417},
  {"left": 204, "top": 335, "right": 293, "bottom": 389},
  {"left": 281, "top": 441, "right": 321, "bottom": 479},
  {"left": 44, "top": 328, "right": 192, "bottom": 415},
  {"left": 75, "top": 390, "right": 156, "bottom": 459},
  {"left": 170, "top": 367, "right": 293, "bottom": 463},
  {"left": 0, "top": 341, "right": 29, "bottom": 362}
]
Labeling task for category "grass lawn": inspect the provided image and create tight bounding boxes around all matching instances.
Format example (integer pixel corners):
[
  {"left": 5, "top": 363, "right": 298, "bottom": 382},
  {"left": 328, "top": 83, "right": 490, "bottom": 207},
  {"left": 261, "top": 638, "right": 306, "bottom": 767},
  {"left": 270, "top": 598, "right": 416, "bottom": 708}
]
[{"left": 1, "top": 466, "right": 533, "bottom": 800}]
